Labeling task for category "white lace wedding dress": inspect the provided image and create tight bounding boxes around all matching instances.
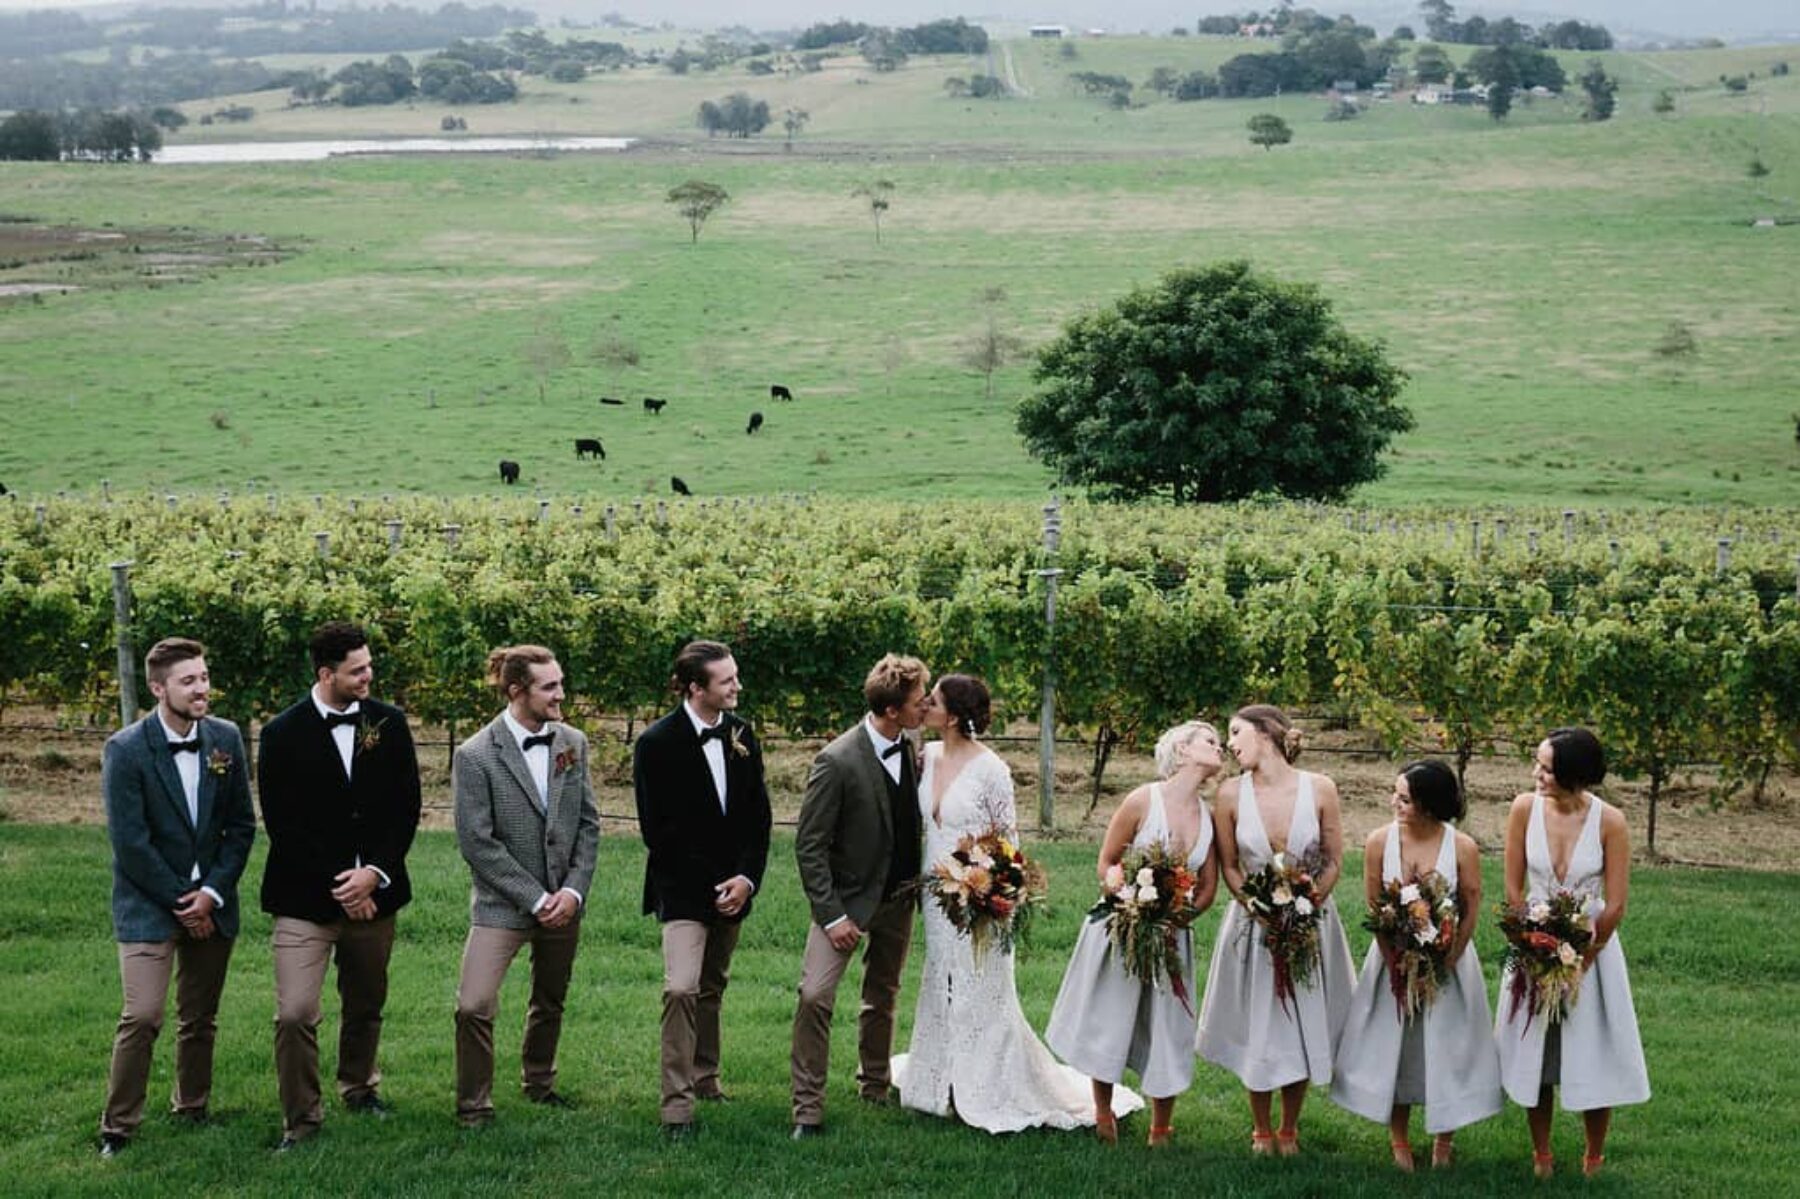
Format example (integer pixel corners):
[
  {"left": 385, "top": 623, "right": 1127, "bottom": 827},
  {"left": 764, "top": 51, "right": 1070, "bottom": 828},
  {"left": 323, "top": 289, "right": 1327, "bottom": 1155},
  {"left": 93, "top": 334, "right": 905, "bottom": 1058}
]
[{"left": 893, "top": 744, "right": 1143, "bottom": 1132}]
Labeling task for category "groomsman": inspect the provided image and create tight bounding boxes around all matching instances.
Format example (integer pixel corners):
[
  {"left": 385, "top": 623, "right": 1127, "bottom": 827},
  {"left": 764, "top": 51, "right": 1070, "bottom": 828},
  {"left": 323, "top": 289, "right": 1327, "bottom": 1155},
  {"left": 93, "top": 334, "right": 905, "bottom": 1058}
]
[
  {"left": 789, "top": 653, "right": 929, "bottom": 1138},
  {"left": 634, "top": 641, "right": 772, "bottom": 1137},
  {"left": 97, "top": 638, "right": 256, "bottom": 1157},
  {"left": 258, "top": 621, "right": 421, "bottom": 1149},
  {"left": 451, "top": 645, "right": 599, "bottom": 1127}
]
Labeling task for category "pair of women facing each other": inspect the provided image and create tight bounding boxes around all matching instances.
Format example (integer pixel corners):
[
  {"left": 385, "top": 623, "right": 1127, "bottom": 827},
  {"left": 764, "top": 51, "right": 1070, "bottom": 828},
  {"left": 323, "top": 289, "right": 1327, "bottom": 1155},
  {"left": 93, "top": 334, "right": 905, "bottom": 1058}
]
[{"left": 1049, "top": 714, "right": 1648, "bottom": 1178}]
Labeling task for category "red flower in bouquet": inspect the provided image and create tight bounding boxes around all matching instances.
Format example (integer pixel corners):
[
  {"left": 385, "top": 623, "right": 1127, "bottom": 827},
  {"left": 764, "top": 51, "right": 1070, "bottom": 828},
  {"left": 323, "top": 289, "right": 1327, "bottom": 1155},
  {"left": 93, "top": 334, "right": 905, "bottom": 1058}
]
[
  {"left": 1363, "top": 870, "right": 1459, "bottom": 1020},
  {"left": 1238, "top": 850, "right": 1329, "bottom": 1017},
  {"left": 1086, "top": 844, "right": 1205, "bottom": 1014}
]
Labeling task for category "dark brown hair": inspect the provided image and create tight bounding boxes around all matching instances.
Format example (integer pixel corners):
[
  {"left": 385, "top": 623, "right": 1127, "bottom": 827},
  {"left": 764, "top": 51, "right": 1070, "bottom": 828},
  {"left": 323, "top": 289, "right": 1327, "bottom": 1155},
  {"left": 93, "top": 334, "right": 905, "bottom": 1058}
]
[
  {"left": 309, "top": 621, "right": 368, "bottom": 672},
  {"left": 145, "top": 637, "right": 205, "bottom": 686},
  {"left": 486, "top": 644, "right": 557, "bottom": 700},
  {"left": 1233, "top": 703, "right": 1302, "bottom": 763},
  {"left": 672, "top": 640, "right": 733, "bottom": 698},
  {"left": 1401, "top": 759, "right": 1465, "bottom": 823},
  {"left": 1545, "top": 727, "right": 1606, "bottom": 790},
  {"left": 936, "top": 673, "right": 992, "bottom": 737}
]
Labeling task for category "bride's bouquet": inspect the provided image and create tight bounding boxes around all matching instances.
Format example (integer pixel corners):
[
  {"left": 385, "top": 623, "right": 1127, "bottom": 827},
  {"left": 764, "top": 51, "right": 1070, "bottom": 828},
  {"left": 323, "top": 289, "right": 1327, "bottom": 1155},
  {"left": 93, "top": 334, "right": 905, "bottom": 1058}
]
[
  {"left": 1497, "top": 890, "right": 1594, "bottom": 1028},
  {"left": 1363, "top": 871, "right": 1459, "bottom": 1020},
  {"left": 923, "top": 827, "right": 1048, "bottom": 961},
  {"left": 1085, "top": 844, "right": 1205, "bottom": 1014},
  {"left": 1238, "top": 850, "right": 1328, "bottom": 1016}
]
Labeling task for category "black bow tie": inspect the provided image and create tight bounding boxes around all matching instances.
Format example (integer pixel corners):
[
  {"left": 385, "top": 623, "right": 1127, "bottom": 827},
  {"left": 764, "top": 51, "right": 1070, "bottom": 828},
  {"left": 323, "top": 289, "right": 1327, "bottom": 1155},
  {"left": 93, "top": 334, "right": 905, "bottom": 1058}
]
[
  {"left": 699, "top": 724, "right": 732, "bottom": 745},
  {"left": 522, "top": 732, "right": 555, "bottom": 751},
  {"left": 323, "top": 711, "right": 361, "bottom": 728},
  {"left": 168, "top": 739, "right": 201, "bottom": 755},
  {"left": 881, "top": 741, "right": 907, "bottom": 760}
]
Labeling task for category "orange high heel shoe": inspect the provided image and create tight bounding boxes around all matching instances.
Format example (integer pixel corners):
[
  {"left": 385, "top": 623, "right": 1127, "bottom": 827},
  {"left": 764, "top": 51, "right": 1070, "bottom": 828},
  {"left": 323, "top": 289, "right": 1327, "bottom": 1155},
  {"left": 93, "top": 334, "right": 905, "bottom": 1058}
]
[
  {"left": 1276, "top": 1130, "right": 1300, "bottom": 1157},
  {"left": 1148, "top": 1125, "right": 1174, "bottom": 1149},
  {"left": 1431, "top": 1136, "right": 1455, "bottom": 1169},
  {"left": 1093, "top": 1112, "right": 1118, "bottom": 1145},
  {"left": 1533, "top": 1151, "right": 1555, "bottom": 1179},
  {"left": 1251, "top": 1130, "right": 1277, "bottom": 1156},
  {"left": 1390, "top": 1139, "right": 1415, "bottom": 1173},
  {"left": 1583, "top": 1153, "right": 1605, "bottom": 1178}
]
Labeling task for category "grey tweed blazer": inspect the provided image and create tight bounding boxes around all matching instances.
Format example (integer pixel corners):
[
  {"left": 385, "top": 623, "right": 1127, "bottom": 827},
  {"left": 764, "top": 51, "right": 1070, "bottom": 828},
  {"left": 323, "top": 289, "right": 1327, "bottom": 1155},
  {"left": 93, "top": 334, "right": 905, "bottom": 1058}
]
[{"left": 452, "top": 715, "right": 600, "bottom": 930}]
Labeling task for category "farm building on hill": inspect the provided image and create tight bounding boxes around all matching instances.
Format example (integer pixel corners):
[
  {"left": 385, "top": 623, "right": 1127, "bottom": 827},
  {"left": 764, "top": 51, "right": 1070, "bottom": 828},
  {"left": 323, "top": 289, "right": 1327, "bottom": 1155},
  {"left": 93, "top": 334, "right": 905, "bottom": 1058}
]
[{"left": 1029, "top": 25, "right": 1067, "bottom": 38}]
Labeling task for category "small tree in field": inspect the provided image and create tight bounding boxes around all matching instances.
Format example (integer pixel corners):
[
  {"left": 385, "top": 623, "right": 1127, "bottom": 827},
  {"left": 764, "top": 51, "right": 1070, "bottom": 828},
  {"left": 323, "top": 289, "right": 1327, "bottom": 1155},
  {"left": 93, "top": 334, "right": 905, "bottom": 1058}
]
[
  {"left": 666, "top": 180, "right": 729, "bottom": 243},
  {"left": 961, "top": 288, "right": 1028, "bottom": 401},
  {"left": 522, "top": 323, "right": 572, "bottom": 403},
  {"left": 1653, "top": 89, "right": 1675, "bottom": 114},
  {"left": 1578, "top": 60, "right": 1617, "bottom": 121},
  {"left": 1018, "top": 261, "right": 1411, "bottom": 503},
  {"left": 1247, "top": 112, "right": 1292, "bottom": 149},
  {"left": 851, "top": 178, "right": 895, "bottom": 244},
  {"left": 781, "top": 106, "right": 809, "bottom": 149}
]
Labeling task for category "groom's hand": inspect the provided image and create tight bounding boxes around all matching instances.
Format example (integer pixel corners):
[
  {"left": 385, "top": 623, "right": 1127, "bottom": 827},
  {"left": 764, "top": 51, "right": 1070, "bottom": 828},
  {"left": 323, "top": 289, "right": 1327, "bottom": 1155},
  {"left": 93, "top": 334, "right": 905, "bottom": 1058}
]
[
  {"left": 826, "top": 918, "right": 863, "bottom": 951},
  {"left": 714, "top": 877, "right": 752, "bottom": 918}
]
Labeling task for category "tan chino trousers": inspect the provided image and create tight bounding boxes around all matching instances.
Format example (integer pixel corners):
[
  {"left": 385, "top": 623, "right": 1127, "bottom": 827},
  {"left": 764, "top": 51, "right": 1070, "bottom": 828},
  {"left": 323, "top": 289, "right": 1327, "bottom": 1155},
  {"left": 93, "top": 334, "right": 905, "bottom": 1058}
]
[
  {"left": 271, "top": 914, "right": 396, "bottom": 1140},
  {"left": 659, "top": 919, "right": 741, "bottom": 1123},
  {"left": 453, "top": 919, "right": 582, "bottom": 1121},
  {"left": 101, "top": 933, "right": 234, "bottom": 1139},
  {"left": 789, "top": 894, "right": 915, "bottom": 1127}
]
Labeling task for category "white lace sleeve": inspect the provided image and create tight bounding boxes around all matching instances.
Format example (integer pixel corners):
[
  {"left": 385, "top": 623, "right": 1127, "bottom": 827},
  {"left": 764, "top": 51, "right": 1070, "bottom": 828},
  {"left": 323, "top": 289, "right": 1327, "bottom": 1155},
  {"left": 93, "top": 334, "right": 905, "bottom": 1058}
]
[{"left": 978, "top": 752, "right": 1018, "bottom": 839}]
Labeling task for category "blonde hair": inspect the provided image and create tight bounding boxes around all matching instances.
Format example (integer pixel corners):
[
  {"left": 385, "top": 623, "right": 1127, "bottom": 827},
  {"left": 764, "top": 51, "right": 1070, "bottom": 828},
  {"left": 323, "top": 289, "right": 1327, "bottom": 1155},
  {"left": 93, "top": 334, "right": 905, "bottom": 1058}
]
[
  {"left": 863, "top": 653, "right": 928, "bottom": 716},
  {"left": 1154, "top": 720, "right": 1218, "bottom": 779},
  {"left": 1234, "top": 704, "right": 1302, "bottom": 763},
  {"left": 486, "top": 644, "right": 557, "bottom": 700}
]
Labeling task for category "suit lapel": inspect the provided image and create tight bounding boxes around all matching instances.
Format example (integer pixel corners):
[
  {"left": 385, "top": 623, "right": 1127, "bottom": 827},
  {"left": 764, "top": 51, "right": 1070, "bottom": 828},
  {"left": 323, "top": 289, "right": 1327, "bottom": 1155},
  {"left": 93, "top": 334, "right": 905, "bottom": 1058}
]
[
  {"left": 858, "top": 730, "right": 894, "bottom": 840},
  {"left": 194, "top": 718, "right": 219, "bottom": 833},
  {"left": 308, "top": 703, "right": 352, "bottom": 789},
  {"left": 144, "top": 715, "right": 196, "bottom": 830},
  {"left": 490, "top": 720, "right": 545, "bottom": 817}
]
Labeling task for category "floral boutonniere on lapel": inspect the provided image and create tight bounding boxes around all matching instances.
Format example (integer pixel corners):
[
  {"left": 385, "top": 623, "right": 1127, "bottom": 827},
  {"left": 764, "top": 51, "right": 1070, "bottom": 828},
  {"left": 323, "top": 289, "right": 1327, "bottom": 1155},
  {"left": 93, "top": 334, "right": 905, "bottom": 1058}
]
[
  {"left": 727, "top": 723, "right": 750, "bottom": 760},
  {"left": 207, "top": 748, "right": 232, "bottom": 777},
  {"left": 553, "top": 745, "right": 578, "bottom": 777},
  {"left": 356, "top": 717, "right": 386, "bottom": 757}
]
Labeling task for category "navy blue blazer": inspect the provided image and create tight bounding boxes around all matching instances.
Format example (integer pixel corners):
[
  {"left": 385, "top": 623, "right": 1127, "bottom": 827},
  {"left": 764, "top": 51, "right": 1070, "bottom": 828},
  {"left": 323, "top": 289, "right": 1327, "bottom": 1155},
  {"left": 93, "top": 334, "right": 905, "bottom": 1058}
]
[{"left": 103, "top": 713, "right": 257, "bottom": 942}]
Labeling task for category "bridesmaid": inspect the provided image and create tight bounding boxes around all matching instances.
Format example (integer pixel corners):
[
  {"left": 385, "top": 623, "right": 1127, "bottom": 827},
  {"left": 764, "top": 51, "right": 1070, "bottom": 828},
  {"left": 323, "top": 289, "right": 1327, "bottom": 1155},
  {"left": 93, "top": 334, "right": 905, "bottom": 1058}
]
[
  {"left": 1045, "top": 720, "right": 1222, "bottom": 1148},
  {"left": 1496, "top": 728, "right": 1649, "bottom": 1178},
  {"left": 1330, "top": 760, "right": 1501, "bottom": 1170},
  {"left": 1196, "top": 705, "right": 1355, "bottom": 1156}
]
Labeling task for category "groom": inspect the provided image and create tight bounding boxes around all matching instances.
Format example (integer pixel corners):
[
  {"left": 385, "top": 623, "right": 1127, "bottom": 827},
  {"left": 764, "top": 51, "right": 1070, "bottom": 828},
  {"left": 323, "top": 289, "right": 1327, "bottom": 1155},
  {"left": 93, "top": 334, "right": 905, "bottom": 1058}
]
[
  {"left": 789, "top": 653, "right": 929, "bottom": 1138},
  {"left": 634, "top": 640, "right": 771, "bottom": 1137}
]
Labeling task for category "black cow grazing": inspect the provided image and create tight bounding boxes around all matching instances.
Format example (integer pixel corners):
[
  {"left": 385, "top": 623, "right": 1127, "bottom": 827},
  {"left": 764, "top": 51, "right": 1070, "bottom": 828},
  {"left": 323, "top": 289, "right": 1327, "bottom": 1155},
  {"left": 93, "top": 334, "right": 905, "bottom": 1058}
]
[
  {"left": 599, "top": 396, "right": 625, "bottom": 406},
  {"left": 770, "top": 384, "right": 793, "bottom": 401},
  {"left": 498, "top": 460, "right": 521, "bottom": 485},
  {"left": 670, "top": 476, "right": 692, "bottom": 496},
  {"left": 575, "top": 437, "right": 606, "bottom": 460},
  {"left": 644, "top": 397, "right": 667, "bottom": 415},
  {"left": 746, "top": 411, "right": 764, "bottom": 435},
  {"left": 0, "top": 481, "right": 8, "bottom": 496}
]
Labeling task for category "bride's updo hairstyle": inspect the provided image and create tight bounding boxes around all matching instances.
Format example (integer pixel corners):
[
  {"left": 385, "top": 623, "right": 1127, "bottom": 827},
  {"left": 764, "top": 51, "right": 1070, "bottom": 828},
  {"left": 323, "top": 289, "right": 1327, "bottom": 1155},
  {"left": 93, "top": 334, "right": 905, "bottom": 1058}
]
[
  {"left": 1233, "top": 703, "right": 1302, "bottom": 764},
  {"left": 1154, "top": 720, "right": 1219, "bottom": 779},
  {"left": 936, "top": 674, "right": 992, "bottom": 738}
]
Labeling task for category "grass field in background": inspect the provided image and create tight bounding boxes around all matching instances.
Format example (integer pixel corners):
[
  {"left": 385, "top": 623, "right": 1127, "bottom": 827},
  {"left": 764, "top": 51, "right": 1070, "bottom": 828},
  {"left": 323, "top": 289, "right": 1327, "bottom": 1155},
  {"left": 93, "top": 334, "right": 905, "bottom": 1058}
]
[
  {"left": 0, "top": 822, "right": 1793, "bottom": 1197},
  {"left": 0, "top": 37, "right": 1796, "bottom": 504}
]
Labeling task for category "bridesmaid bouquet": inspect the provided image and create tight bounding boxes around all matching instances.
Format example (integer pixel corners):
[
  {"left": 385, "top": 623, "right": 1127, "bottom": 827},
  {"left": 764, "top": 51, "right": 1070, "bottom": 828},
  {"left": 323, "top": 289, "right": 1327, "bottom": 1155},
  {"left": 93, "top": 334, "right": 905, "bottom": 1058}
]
[
  {"left": 1497, "top": 890, "right": 1594, "bottom": 1028},
  {"left": 924, "top": 828, "right": 1048, "bottom": 961},
  {"left": 1363, "top": 871, "right": 1459, "bottom": 1020},
  {"left": 1085, "top": 844, "right": 1204, "bottom": 1014},
  {"left": 1238, "top": 851, "right": 1328, "bottom": 1016}
]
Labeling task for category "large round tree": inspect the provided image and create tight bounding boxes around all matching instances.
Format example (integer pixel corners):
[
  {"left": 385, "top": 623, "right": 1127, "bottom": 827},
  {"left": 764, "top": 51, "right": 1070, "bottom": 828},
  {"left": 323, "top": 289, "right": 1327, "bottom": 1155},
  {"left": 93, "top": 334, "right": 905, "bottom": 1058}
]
[{"left": 1017, "top": 261, "right": 1411, "bottom": 503}]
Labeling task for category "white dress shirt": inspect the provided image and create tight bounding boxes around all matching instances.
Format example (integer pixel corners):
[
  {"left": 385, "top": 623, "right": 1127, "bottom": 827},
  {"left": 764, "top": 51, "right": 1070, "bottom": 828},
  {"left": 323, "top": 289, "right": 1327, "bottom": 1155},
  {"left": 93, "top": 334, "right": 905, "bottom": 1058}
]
[
  {"left": 310, "top": 689, "right": 389, "bottom": 889},
  {"left": 157, "top": 712, "right": 222, "bottom": 907},
  {"left": 864, "top": 716, "right": 907, "bottom": 785},
  {"left": 501, "top": 709, "right": 583, "bottom": 913},
  {"left": 685, "top": 701, "right": 729, "bottom": 812}
]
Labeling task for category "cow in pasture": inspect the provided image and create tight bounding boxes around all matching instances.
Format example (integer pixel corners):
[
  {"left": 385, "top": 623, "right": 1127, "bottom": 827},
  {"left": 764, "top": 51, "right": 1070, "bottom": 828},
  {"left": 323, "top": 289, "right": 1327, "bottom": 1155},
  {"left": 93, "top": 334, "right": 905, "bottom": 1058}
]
[
  {"left": 644, "top": 397, "right": 667, "bottom": 415},
  {"left": 599, "top": 396, "right": 625, "bottom": 406},
  {"left": 670, "top": 476, "right": 692, "bottom": 496},
  {"left": 0, "top": 481, "right": 8, "bottom": 496},
  {"left": 746, "top": 411, "right": 764, "bottom": 435},
  {"left": 576, "top": 437, "right": 606, "bottom": 460},
  {"left": 498, "top": 460, "right": 521, "bottom": 485},
  {"left": 770, "top": 384, "right": 793, "bottom": 401}
]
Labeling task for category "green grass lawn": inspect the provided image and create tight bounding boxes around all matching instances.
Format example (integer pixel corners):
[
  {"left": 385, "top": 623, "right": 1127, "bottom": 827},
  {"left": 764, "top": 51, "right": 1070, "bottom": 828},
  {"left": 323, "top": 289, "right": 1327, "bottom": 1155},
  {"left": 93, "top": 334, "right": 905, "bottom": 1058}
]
[
  {"left": 0, "top": 823, "right": 1792, "bottom": 1196},
  {"left": 1, "top": 39, "right": 1796, "bottom": 505}
]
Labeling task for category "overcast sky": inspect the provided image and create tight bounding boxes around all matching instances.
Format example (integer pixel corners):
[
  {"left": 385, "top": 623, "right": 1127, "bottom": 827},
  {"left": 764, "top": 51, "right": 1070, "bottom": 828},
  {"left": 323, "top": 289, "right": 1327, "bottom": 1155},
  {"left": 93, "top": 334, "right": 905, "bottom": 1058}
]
[{"left": 2, "top": 1, "right": 1793, "bottom": 42}]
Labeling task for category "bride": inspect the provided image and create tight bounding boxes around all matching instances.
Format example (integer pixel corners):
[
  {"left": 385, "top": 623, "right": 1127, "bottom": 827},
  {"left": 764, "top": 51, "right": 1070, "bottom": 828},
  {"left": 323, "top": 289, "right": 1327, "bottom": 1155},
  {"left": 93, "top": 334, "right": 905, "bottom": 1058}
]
[{"left": 893, "top": 673, "right": 1143, "bottom": 1133}]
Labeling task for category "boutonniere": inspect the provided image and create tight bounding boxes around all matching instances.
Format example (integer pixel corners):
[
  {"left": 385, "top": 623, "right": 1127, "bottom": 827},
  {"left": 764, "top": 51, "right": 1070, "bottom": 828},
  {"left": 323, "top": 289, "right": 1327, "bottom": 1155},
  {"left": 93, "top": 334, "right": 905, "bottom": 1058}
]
[
  {"left": 207, "top": 748, "right": 232, "bottom": 776},
  {"left": 356, "top": 717, "right": 386, "bottom": 757},
  {"left": 727, "top": 725, "right": 750, "bottom": 760},
  {"left": 553, "top": 746, "right": 578, "bottom": 776}
]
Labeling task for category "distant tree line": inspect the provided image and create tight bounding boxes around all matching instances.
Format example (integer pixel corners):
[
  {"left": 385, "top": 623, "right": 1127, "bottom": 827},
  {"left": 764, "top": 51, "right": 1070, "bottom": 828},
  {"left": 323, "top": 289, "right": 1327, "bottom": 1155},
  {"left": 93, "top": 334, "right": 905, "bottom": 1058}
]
[
  {"left": 0, "top": 107, "right": 163, "bottom": 162},
  {"left": 0, "top": 53, "right": 280, "bottom": 111},
  {"left": 792, "top": 17, "right": 988, "bottom": 56},
  {"left": 1418, "top": 1, "right": 1610, "bottom": 50},
  {"left": 1157, "top": 14, "right": 1406, "bottom": 99}
]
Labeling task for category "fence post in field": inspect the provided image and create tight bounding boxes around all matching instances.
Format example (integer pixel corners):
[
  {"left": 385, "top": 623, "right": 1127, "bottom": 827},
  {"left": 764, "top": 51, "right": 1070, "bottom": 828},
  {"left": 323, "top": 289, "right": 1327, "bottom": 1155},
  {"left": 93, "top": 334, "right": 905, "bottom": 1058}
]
[
  {"left": 33, "top": 503, "right": 46, "bottom": 529},
  {"left": 267, "top": 493, "right": 277, "bottom": 514},
  {"left": 571, "top": 505, "right": 583, "bottom": 520},
  {"left": 1494, "top": 517, "right": 1507, "bottom": 547},
  {"left": 657, "top": 501, "right": 667, "bottom": 527},
  {"left": 604, "top": 505, "right": 616, "bottom": 540},
  {"left": 442, "top": 524, "right": 461, "bottom": 551},
  {"left": 633, "top": 498, "right": 644, "bottom": 524},
  {"left": 314, "top": 531, "right": 330, "bottom": 561},
  {"left": 111, "top": 561, "right": 138, "bottom": 728},
  {"left": 1563, "top": 509, "right": 1575, "bottom": 546},
  {"left": 100, "top": 478, "right": 111, "bottom": 501},
  {"left": 1444, "top": 521, "right": 1455, "bottom": 549},
  {"left": 1608, "top": 539, "right": 1621, "bottom": 568},
  {"left": 538, "top": 500, "right": 550, "bottom": 524},
  {"left": 1037, "top": 500, "right": 1064, "bottom": 832},
  {"left": 1469, "top": 519, "right": 1480, "bottom": 556},
  {"left": 166, "top": 494, "right": 178, "bottom": 512},
  {"left": 1716, "top": 539, "right": 1732, "bottom": 576},
  {"left": 218, "top": 492, "right": 230, "bottom": 510},
  {"left": 1528, "top": 530, "right": 1539, "bottom": 556},
  {"left": 385, "top": 520, "right": 403, "bottom": 554}
]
